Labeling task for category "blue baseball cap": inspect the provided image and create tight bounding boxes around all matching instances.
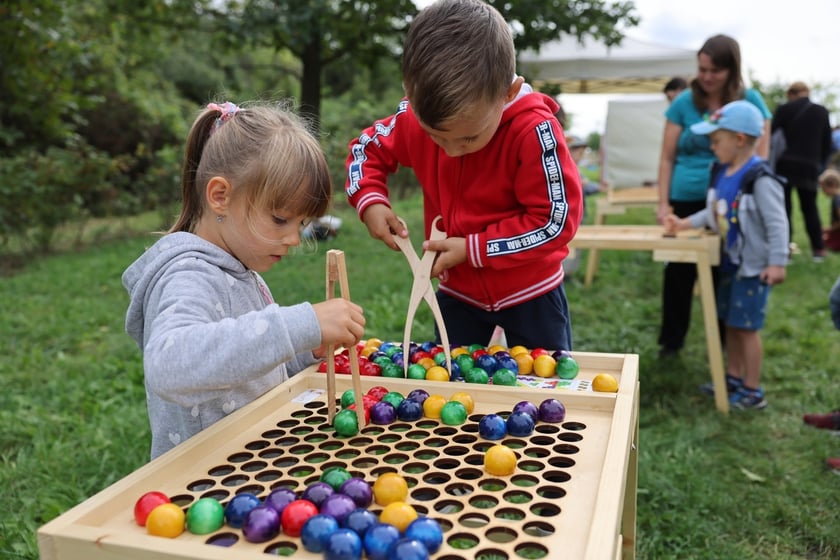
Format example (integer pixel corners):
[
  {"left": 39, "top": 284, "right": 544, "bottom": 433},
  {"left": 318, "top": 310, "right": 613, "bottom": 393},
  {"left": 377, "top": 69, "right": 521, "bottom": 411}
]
[{"left": 690, "top": 100, "right": 764, "bottom": 137}]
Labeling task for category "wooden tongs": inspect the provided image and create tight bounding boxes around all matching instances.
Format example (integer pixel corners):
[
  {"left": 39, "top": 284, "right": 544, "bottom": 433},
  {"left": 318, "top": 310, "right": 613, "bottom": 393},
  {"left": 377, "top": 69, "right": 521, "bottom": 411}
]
[
  {"left": 325, "top": 250, "right": 365, "bottom": 428},
  {"left": 392, "top": 216, "right": 453, "bottom": 376}
]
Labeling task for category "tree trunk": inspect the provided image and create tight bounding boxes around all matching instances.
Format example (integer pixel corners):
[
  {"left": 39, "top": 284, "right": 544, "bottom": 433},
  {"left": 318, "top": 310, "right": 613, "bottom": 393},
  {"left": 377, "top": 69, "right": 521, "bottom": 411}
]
[{"left": 299, "top": 38, "right": 322, "bottom": 134}]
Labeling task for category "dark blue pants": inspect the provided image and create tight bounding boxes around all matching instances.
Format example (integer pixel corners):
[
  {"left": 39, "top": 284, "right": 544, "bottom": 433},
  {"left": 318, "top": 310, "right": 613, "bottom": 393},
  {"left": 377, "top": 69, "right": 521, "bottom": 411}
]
[{"left": 435, "top": 285, "right": 573, "bottom": 351}]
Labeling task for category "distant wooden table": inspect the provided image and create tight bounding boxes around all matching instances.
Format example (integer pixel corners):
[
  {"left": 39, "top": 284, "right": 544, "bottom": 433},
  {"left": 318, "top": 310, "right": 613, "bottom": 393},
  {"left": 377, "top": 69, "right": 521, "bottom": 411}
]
[
  {"left": 585, "top": 186, "right": 659, "bottom": 287},
  {"left": 569, "top": 225, "right": 728, "bottom": 414}
]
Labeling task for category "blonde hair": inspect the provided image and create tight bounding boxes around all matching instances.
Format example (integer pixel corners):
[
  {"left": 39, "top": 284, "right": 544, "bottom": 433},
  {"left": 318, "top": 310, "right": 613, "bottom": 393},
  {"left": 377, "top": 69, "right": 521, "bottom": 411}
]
[
  {"left": 402, "top": 0, "right": 515, "bottom": 129},
  {"left": 170, "top": 102, "right": 331, "bottom": 234},
  {"left": 819, "top": 168, "right": 840, "bottom": 188}
]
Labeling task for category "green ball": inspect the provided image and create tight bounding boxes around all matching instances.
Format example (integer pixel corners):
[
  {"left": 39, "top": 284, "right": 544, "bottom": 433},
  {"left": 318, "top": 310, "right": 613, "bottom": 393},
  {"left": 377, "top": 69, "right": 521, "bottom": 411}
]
[
  {"left": 373, "top": 356, "right": 393, "bottom": 368},
  {"left": 467, "top": 344, "right": 485, "bottom": 353},
  {"left": 321, "top": 466, "right": 352, "bottom": 491},
  {"left": 440, "top": 401, "right": 468, "bottom": 425},
  {"left": 333, "top": 408, "right": 359, "bottom": 437},
  {"left": 407, "top": 363, "right": 427, "bottom": 380},
  {"left": 340, "top": 389, "right": 356, "bottom": 409},
  {"left": 186, "top": 497, "right": 225, "bottom": 535},
  {"left": 464, "top": 367, "right": 489, "bottom": 384},
  {"left": 455, "top": 354, "right": 474, "bottom": 373},
  {"left": 556, "top": 356, "right": 580, "bottom": 380},
  {"left": 381, "top": 362, "right": 404, "bottom": 378},
  {"left": 492, "top": 368, "right": 517, "bottom": 386},
  {"left": 381, "top": 391, "right": 405, "bottom": 409}
]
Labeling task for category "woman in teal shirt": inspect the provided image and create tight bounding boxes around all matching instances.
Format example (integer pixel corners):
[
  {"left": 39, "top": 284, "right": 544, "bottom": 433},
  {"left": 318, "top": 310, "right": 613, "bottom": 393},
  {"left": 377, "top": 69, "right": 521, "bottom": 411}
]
[{"left": 655, "top": 34, "right": 771, "bottom": 359}]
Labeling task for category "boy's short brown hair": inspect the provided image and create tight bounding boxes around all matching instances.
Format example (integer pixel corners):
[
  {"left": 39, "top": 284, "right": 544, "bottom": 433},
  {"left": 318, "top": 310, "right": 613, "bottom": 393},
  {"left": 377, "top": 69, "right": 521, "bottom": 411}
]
[
  {"left": 819, "top": 168, "right": 840, "bottom": 188},
  {"left": 402, "top": 0, "right": 515, "bottom": 129}
]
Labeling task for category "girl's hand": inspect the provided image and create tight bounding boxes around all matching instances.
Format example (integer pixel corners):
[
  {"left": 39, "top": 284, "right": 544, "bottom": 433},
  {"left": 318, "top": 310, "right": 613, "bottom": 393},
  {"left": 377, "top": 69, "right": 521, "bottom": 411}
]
[{"left": 312, "top": 299, "right": 365, "bottom": 349}]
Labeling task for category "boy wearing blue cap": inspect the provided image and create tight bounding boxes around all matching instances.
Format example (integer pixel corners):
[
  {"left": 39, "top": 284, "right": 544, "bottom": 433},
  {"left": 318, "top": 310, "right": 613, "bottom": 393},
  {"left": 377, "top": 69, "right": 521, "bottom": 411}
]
[{"left": 664, "top": 100, "right": 789, "bottom": 409}]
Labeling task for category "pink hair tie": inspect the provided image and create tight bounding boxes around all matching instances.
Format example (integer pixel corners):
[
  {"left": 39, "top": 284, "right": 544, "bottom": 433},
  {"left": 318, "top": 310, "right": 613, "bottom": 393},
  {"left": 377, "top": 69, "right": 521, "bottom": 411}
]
[{"left": 207, "top": 101, "right": 240, "bottom": 133}]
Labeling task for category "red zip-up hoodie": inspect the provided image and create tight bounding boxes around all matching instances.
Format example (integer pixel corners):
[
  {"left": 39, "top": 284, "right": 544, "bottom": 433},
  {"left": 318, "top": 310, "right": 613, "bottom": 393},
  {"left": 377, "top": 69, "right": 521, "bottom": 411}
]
[{"left": 345, "top": 91, "right": 582, "bottom": 312}]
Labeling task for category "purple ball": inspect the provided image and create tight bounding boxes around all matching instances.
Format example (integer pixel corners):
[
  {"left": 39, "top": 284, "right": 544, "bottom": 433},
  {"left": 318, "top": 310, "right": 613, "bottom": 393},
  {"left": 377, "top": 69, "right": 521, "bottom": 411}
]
[
  {"left": 264, "top": 487, "right": 298, "bottom": 515},
  {"left": 512, "top": 401, "right": 539, "bottom": 423},
  {"left": 319, "top": 493, "right": 357, "bottom": 524},
  {"left": 301, "top": 481, "right": 335, "bottom": 509},
  {"left": 370, "top": 401, "right": 397, "bottom": 425},
  {"left": 339, "top": 477, "right": 373, "bottom": 508},
  {"left": 406, "top": 388, "right": 430, "bottom": 404},
  {"left": 242, "top": 505, "right": 280, "bottom": 543},
  {"left": 551, "top": 349, "right": 572, "bottom": 361},
  {"left": 538, "top": 398, "right": 566, "bottom": 423}
]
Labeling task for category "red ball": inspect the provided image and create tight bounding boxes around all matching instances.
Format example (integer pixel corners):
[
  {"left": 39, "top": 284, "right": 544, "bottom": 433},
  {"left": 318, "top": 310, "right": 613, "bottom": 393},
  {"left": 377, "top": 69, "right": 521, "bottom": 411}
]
[
  {"left": 530, "top": 347, "right": 549, "bottom": 359},
  {"left": 366, "top": 386, "right": 389, "bottom": 401},
  {"left": 347, "top": 403, "right": 371, "bottom": 424},
  {"left": 134, "top": 491, "right": 171, "bottom": 526},
  {"left": 411, "top": 350, "right": 433, "bottom": 363},
  {"left": 280, "top": 499, "right": 319, "bottom": 537},
  {"left": 471, "top": 349, "right": 489, "bottom": 360}
]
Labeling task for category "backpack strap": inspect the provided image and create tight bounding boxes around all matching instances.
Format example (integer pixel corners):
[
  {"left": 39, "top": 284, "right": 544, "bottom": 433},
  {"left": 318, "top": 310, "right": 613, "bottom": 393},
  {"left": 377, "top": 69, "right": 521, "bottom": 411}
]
[{"left": 740, "top": 160, "right": 786, "bottom": 194}]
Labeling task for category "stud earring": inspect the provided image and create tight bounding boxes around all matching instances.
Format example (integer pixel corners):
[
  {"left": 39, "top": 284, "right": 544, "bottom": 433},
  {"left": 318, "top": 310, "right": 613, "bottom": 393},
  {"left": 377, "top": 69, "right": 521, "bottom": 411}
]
[{"left": 216, "top": 215, "right": 225, "bottom": 223}]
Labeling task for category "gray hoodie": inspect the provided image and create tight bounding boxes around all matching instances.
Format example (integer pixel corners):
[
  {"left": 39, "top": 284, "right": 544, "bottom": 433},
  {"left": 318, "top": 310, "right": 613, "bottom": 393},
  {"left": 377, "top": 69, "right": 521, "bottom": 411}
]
[{"left": 123, "top": 232, "right": 321, "bottom": 459}]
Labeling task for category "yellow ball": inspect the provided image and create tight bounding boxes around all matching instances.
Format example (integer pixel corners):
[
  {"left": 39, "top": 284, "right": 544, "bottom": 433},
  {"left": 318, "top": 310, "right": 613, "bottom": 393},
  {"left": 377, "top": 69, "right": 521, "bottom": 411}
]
[
  {"left": 146, "top": 503, "right": 185, "bottom": 538},
  {"left": 422, "top": 394, "right": 448, "bottom": 419},
  {"left": 450, "top": 347, "right": 470, "bottom": 358},
  {"left": 487, "top": 344, "right": 507, "bottom": 355},
  {"left": 364, "top": 338, "right": 383, "bottom": 348},
  {"left": 592, "top": 373, "right": 619, "bottom": 393},
  {"left": 514, "top": 353, "right": 534, "bottom": 375},
  {"left": 509, "top": 345, "right": 529, "bottom": 357},
  {"left": 373, "top": 472, "right": 409, "bottom": 506},
  {"left": 484, "top": 444, "right": 517, "bottom": 476},
  {"left": 425, "top": 366, "right": 450, "bottom": 382},
  {"left": 417, "top": 357, "right": 437, "bottom": 370},
  {"left": 533, "top": 354, "right": 557, "bottom": 378},
  {"left": 379, "top": 501, "right": 418, "bottom": 532},
  {"left": 449, "top": 391, "right": 475, "bottom": 414}
]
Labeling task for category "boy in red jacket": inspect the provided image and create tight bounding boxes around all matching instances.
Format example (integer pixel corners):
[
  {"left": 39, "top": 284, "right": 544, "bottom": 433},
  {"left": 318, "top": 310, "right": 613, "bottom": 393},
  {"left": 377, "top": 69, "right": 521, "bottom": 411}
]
[{"left": 345, "top": 0, "right": 583, "bottom": 350}]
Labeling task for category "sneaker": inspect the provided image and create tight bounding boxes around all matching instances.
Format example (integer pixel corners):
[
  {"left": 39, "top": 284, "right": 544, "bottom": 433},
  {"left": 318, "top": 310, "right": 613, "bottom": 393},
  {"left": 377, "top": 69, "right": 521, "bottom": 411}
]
[
  {"left": 789, "top": 242, "right": 801, "bottom": 255},
  {"left": 729, "top": 386, "right": 767, "bottom": 410},
  {"left": 813, "top": 250, "right": 827, "bottom": 263},
  {"left": 803, "top": 410, "right": 840, "bottom": 430},
  {"left": 700, "top": 373, "right": 743, "bottom": 396}
]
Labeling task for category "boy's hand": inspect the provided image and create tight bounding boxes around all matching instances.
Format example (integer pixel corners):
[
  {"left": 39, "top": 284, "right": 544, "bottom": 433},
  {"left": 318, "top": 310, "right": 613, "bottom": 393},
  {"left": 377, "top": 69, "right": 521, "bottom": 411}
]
[
  {"left": 760, "top": 265, "right": 786, "bottom": 286},
  {"left": 662, "top": 214, "right": 685, "bottom": 234},
  {"left": 361, "top": 204, "right": 408, "bottom": 250},
  {"left": 423, "top": 237, "right": 467, "bottom": 280}
]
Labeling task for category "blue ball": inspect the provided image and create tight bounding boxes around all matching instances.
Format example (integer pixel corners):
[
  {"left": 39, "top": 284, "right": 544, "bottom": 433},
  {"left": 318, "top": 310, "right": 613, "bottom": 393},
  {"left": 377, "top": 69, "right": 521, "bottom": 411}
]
[
  {"left": 301, "top": 514, "right": 340, "bottom": 553},
  {"left": 387, "top": 538, "right": 430, "bottom": 560},
  {"left": 404, "top": 517, "right": 443, "bottom": 554},
  {"left": 449, "top": 361, "right": 463, "bottom": 381},
  {"left": 478, "top": 413, "right": 507, "bottom": 440},
  {"left": 497, "top": 356, "right": 519, "bottom": 372},
  {"left": 224, "top": 493, "right": 261, "bottom": 529},
  {"left": 363, "top": 523, "right": 402, "bottom": 560},
  {"left": 324, "top": 527, "right": 363, "bottom": 560},
  {"left": 342, "top": 508, "right": 378, "bottom": 538},
  {"left": 396, "top": 398, "right": 424, "bottom": 422},
  {"left": 506, "top": 410, "right": 536, "bottom": 437},
  {"left": 475, "top": 353, "right": 499, "bottom": 373}
]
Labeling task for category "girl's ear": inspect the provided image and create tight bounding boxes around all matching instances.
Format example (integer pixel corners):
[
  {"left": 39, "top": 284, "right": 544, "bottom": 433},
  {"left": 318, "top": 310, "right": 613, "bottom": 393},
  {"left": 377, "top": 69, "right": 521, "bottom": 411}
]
[{"left": 206, "top": 176, "right": 232, "bottom": 215}]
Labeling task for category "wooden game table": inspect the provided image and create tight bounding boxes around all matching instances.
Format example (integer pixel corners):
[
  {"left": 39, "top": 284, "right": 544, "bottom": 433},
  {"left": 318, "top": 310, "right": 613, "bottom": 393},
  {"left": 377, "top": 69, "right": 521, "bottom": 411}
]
[
  {"left": 38, "top": 352, "right": 640, "bottom": 560},
  {"left": 569, "top": 225, "right": 728, "bottom": 414},
  {"left": 585, "top": 186, "right": 660, "bottom": 288}
]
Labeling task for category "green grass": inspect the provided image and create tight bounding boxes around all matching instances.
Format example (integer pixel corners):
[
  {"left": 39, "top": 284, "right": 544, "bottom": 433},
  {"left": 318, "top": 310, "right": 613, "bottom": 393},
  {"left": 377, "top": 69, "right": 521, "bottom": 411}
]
[{"left": 2, "top": 193, "right": 840, "bottom": 559}]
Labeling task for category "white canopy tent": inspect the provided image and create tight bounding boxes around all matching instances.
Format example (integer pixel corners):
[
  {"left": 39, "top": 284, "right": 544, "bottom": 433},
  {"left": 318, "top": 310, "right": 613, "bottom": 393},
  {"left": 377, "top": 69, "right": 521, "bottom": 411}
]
[{"left": 518, "top": 35, "right": 696, "bottom": 94}]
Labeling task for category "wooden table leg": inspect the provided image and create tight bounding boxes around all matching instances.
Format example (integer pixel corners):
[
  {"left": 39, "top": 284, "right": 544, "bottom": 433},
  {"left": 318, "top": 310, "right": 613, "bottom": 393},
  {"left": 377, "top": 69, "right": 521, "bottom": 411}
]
[
  {"left": 695, "top": 253, "right": 729, "bottom": 414},
  {"left": 584, "top": 201, "right": 607, "bottom": 287},
  {"left": 621, "top": 387, "right": 639, "bottom": 560}
]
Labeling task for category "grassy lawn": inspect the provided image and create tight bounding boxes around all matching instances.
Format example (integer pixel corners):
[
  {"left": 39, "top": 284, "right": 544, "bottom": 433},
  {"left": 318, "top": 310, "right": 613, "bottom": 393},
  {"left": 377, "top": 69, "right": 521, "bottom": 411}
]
[{"left": 2, "top": 192, "right": 840, "bottom": 559}]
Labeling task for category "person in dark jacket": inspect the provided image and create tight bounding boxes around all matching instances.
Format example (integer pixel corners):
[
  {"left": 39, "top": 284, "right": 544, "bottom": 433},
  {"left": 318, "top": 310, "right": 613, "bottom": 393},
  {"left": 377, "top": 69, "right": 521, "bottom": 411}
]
[{"left": 771, "top": 81, "right": 834, "bottom": 262}]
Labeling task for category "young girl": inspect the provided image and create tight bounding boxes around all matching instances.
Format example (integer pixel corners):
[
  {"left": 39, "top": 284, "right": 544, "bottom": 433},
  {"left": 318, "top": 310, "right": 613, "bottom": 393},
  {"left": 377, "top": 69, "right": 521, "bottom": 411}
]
[
  {"left": 819, "top": 168, "right": 840, "bottom": 253},
  {"left": 123, "top": 101, "right": 365, "bottom": 460}
]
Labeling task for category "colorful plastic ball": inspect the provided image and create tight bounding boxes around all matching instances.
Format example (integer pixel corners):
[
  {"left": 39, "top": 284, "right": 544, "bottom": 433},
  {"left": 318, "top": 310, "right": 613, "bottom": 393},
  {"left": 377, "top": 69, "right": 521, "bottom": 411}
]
[
  {"left": 381, "top": 391, "right": 405, "bottom": 409},
  {"left": 449, "top": 391, "right": 475, "bottom": 414},
  {"left": 407, "top": 389, "right": 430, "bottom": 403},
  {"left": 404, "top": 517, "right": 444, "bottom": 554},
  {"left": 552, "top": 349, "right": 573, "bottom": 361},
  {"left": 422, "top": 394, "right": 448, "bottom": 419},
  {"left": 373, "top": 472, "right": 409, "bottom": 506},
  {"left": 491, "top": 367, "right": 517, "bottom": 386},
  {"left": 511, "top": 401, "right": 539, "bottom": 423},
  {"left": 396, "top": 398, "right": 423, "bottom": 422},
  {"left": 539, "top": 398, "right": 567, "bottom": 423},
  {"left": 373, "top": 355, "right": 393, "bottom": 369},
  {"left": 467, "top": 343, "right": 485, "bottom": 353},
  {"left": 439, "top": 401, "right": 468, "bottom": 426},
  {"left": 425, "top": 365, "right": 450, "bottom": 382},
  {"left": 224, "top": 492, "right": 261, "bottom": 529},
  {"left": 339, "top": 477, "right": 373, "bottom": 508},
  {"left": 464, "top": 367, "right": 489, "bottom": 384},
  {"left": 407, "top": 363, "right": 427, "bottom": 380},
  {"left": 497, "top": 356, "right": 519, "bottom": 372},
  {"left": 264, "top": 487, "right": 297, "bottom": 515},
  {"left": 475, "top": 353, "right": 498, "bottom": 373},
  {"left": 455, "top": 354, "right": 474, "bottom": 373},
  {"left": 321, "top": 466, "right": 353, "bottom": 491},
  {"left": 333, "top": 408, "right": 360, "bottom": 437},
  {"left": 367, "top": 385, "right": 389, "bottom": 401},
  {"left": 556, "top": 356, "right": 580, "bottom": 379},
  {"left": 433, "top": 351, "right": 448, "bottom": 366},
  {"left": 478, "top": 413, "right": 507, "bottom": 440},
  {"left": 134, "top": 491, "right": 171, "bottom": 526},
  {"left": 324, "top": 528, "right": 363, "bottom": 560},
  {"left": 301, "top": 514, "right": 340, "bottom": 553},
  {"left": 340, "top": 389, "right": 357, "bottom": 409},
  {"left": 370, "top": 401, "right": 397, "bottom": 425},
  {"left": 448, "top": 361, "right": 463, "bottom": 381},
  {"left": 391, "top": 351, "right": 405, "bottom": 367},
  {"left": 364, "top": 523, "right": 402, "bottom": 560},
  {"left": 185, "top": 497, "right": 225, "bottom": 535},
  {"left": 506, "top": 410, "right": 536, "bottom": 437},
  {"left": 379, "top": 501, "right": 418, "bottom": 532},
  {"left": 379, "top": 341, "right": 396, "bottom": 354},
  {"left": 145, "top": 502, "right": 185, "bottom": 538},
  {"left": 320, "top": 493, "right": 357, "bottom": 524},
  {"left": 420, "top": 341, "right": 438, "bottom": 353},
  {"left": 484, "top": 444, "right": 518, "bottom": 476},
  {"left": 381, "top": 362, "right": 405, "bottom": 378},
  {"left": 387, "top": 538, "right": 430, "bottom": 560},
  {"left": 280, "top": 499, "right": 319, "bottom": 537},
  {"left": 242, "top": 505, "right": 281, "bottom": 543},
  {"left": 342, "top": 508, "right": 378, "bottom": 537},
  {"left": 301, "top": 481, "right": 335, "bottom": 509}
]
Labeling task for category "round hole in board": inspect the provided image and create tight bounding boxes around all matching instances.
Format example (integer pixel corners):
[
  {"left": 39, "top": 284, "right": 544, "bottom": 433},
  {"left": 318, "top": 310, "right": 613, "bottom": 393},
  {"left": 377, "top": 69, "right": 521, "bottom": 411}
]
[
  {"left": 514, "top": 541, "right": 550, "bottom": 558},
  {"left": 495, "top": 507, "right": 526, "bottom": 522},
  {"left": 529, "top": 502, "right": 561, "bottom": 517},
  {"left": 208, "top": 464, "right": 235, "bottom": 477},
  {"left": 188, "top": 478, "right": 216, "bottom": 492},
  {"left": 444, "top": 482, "right": 472, "bottom": 497},
  {"left": 523, "top": 521, "right": 555, "bottom": 538},
  {"left": 447, "top": 532, "right": 480, "bottom": 549},
  {"left": 478, "top": 478, "right": 507, "bottom": 492},
  {"left": 486, "top": 526, "right": 518, "bottom": 543},
  {"left": 457, "top": 512, "right": 490, "bottom": 528},
  {"left": 434, "top": 499, "right": 464, "bottom": 514},
  {"left": 535, "top": 485, "right": 566, "bottom": 500},
  {"left": 253, "top": 470, "right": 282, "bottom": 483},
  {"left": 541, "top": 470, "right": 571, "bottom": 484},
  {"left": 502, "top": 490, "right": 532, "bottom": 504},
  {"left": 410, "top": 487, "right": 440, "bottom": 502},
  {"left": 263, "top": 541, "right": 298, "bottom": 556},
  {"left": 227, "top": 451, "right": 254, "bottom": 463},
  {"left": 468, "top": 494, "right": 499, "bottom": 509},
  {"left": 244, "top": 439, "right": 271, "bottom": 451},
  {"left": 424, "top": 471, "right": 450, "bottom": 485},
  {"left": 205, "top": 532, "right": 239, "bottom": 547}
]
